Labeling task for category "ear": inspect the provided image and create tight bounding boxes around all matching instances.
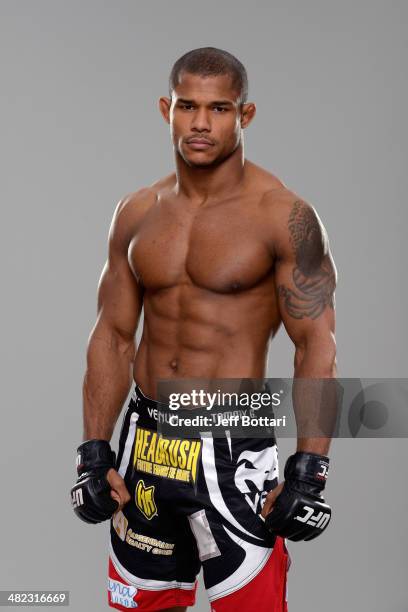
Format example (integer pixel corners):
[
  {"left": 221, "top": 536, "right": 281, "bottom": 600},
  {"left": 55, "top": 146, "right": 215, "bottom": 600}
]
[
  {"left": 240, "top": 102, "right": 256, "bottom": 129},
  {"left": 159, "top": 96, "right": 171, "bottom": 124}
]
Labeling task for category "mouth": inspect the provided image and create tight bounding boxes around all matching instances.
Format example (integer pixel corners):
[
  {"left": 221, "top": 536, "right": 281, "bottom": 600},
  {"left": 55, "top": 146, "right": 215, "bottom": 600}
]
[{"left": 185, "top": 137, "right": 214, "bottom": 151}]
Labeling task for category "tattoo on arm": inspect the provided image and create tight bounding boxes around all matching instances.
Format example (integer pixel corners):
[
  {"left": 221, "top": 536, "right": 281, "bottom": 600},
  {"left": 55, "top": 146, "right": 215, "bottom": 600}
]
[{"left": 277, "top": 201, "right": 336, "bottom": 320}]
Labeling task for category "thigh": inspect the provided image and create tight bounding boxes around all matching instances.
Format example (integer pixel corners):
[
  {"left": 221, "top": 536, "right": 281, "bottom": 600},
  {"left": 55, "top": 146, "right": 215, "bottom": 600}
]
[
  {"left": 196, "top": 435, "right": 289, "bottom": 611},
  {"left": 108, "top": 401, "right": 201, "bottom": 611},
  {"left": 108, "top": 491, "right": 200, "bottom": 610},
  {"left": 203, "top": 532, "right": 289, "bottom": 612}
]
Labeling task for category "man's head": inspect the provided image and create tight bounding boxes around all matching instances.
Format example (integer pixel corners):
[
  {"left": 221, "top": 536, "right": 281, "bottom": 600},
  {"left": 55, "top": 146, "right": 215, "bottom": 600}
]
[{"left": 160, "top": 47, "right": 255, "bottom": 168}]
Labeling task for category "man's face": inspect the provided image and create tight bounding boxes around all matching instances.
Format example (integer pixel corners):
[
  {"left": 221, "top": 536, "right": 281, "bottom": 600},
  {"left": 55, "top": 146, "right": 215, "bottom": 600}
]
[{"left": 161, "top": 72, "right": 251, "bottom": 168}]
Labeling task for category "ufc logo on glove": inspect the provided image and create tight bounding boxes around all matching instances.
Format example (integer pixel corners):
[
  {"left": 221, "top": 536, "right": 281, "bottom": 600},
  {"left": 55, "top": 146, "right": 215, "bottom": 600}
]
[{"left": 294, "top": 505, "right": 331, "bottom": 530}]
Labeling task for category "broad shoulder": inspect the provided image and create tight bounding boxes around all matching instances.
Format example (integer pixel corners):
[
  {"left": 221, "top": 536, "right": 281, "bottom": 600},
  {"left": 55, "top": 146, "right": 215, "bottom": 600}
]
[
  {"left": 115, "top": 174, "right": 175, "bottom": 221},
  {"left": 109, "top": 173, "right": 175, "bottom": 248},
  {"left": 258, "top": 187, "right": 329, "bottom": 259}
]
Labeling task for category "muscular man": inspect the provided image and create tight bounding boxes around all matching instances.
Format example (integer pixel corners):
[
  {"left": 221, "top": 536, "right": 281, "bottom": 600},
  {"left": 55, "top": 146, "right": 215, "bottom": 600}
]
[{"left": 71, "top": 47, "right": 337, "bottom": 611}]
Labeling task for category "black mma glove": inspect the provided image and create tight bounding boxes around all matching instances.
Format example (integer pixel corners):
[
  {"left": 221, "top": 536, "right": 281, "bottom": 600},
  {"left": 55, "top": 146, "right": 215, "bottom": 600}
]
[
  {"left": 264, "top": 451, "right": 331, "bottom": 542},
  {"left": 70, "top": 439, "right": 119, "bottom": 524}
]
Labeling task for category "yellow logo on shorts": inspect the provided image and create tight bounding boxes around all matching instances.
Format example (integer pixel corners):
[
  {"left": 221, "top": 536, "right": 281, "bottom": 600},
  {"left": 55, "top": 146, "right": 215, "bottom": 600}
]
[
  {"left": 135, "top": 480, "right": 158, "bottom": 520},
  {"left": 133, "top": 428, "right": 202, "bottom": 484}
]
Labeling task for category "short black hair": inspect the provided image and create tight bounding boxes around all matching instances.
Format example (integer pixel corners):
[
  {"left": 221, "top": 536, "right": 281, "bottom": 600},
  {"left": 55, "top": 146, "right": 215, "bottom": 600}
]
[{"left": 169, "top": 47, "right": 248, "bottom": 103}]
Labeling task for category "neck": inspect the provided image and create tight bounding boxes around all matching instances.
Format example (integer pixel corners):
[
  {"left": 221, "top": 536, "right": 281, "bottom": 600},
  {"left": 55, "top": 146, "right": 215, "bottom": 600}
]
[{"left": 174, "top": 143, "right": 246, "bottom": 203}]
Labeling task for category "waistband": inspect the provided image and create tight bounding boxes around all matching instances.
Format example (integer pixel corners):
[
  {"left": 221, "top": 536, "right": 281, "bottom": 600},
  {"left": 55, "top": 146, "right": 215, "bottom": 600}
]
[
  {"left": 130, "top": 382, "right": 274, "bottom": 412},
  {"left": 128, "top": 384, "right": 173, "bottom": 431},
  {"left": 131, "top": 384, "right": 167, "bottom": 411},
  {"left": 127, "top": 383, "right": 277, "bottom": 443}
]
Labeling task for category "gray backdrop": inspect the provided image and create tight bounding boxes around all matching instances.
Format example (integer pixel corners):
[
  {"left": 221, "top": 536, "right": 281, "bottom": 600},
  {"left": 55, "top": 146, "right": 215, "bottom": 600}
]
[{"left": 0, "top": 1, "right": 407, "bottom": 610}]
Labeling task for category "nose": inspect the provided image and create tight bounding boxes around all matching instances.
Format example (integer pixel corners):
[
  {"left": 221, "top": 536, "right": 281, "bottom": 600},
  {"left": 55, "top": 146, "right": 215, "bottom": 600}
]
[{"left": 191, "top": 107, "right": 211, "bottom": 132}]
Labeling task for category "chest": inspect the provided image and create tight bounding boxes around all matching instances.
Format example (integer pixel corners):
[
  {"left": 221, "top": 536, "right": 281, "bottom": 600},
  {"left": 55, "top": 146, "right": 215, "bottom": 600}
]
[{"left": 128, "top": 201, "right": 273, "bottom": 293}]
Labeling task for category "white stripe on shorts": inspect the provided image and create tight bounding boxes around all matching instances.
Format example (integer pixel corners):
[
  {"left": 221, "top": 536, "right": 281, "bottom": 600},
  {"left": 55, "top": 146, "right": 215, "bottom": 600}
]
[{"left": 117, "top": 412, "right": 139, "bottom": 477}]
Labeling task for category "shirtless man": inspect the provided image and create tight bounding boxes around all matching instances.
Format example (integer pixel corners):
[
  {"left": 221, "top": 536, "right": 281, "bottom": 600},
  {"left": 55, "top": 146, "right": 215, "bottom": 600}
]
[{"left": 71, "top": 47, "right": 337, "bottom": 612}]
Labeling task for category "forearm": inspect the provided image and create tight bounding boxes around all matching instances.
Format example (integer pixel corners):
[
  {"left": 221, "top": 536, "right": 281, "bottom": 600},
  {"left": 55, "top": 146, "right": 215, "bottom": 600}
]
[
  {"left": 82, "top": 325, "right": 136, "bottom": 441},
  {"left": 293, "top": 336, "right": 337, "bottom": 456}
]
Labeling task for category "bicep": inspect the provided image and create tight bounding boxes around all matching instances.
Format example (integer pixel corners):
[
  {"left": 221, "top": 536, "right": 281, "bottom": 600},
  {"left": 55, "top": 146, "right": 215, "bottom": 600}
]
[
  {"left": 273, "top": 200, "right": 337, "bottom": 347},
  {"left": 94, "top": 198, "right": 143, "bottom": 342},
  {"left": 275, "top": 253, "right": 336, "bottom": 347},
  {"left": 96, "top": 252, "right": 143, "bottom": 341}
]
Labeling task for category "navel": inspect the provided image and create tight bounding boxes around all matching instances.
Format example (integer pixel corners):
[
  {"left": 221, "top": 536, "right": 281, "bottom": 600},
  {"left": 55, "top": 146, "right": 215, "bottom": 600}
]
[{"left": 169, "top": 359, "right": 178, "bottom": 371}]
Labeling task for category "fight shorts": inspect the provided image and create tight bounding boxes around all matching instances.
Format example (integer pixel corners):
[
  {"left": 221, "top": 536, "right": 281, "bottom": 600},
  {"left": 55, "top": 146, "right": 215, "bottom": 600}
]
[{"left": 108, "top": 385, "right": 290, "bottom": 611}]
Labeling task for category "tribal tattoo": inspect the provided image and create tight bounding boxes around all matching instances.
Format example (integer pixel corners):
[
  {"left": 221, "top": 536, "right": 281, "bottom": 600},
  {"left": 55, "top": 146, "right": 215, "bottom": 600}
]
[{"left": 278, "top": 201, "right": 336, "bottom": 320}]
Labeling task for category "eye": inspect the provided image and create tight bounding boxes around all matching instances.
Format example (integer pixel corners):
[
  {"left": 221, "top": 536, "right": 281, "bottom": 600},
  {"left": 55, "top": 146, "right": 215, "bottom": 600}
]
[
  {"left": 213, "top": 106, "right": 227, "bottom": 112},
  {"left": 180, "top": 104, "right": 195, "bottom": 111}
]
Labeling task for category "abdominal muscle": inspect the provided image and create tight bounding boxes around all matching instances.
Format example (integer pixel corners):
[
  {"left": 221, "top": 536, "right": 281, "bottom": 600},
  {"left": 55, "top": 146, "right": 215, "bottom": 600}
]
[{"left": 132, "top": 282, "right": 280, "bottom": 399}]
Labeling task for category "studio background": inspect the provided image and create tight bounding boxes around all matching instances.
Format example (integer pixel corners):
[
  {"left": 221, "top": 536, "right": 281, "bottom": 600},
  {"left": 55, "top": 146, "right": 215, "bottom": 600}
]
[{"left": 0, "top": 1, "right": 407, "bottom": 610}]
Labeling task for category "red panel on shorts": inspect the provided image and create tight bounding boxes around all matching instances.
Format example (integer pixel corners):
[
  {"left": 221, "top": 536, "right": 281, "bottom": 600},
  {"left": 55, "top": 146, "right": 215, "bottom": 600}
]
[
  {"left": 210, "top": 536, "right": 289, "bottom": 612},
  {"left": 108, "top": 558, "right": 197, "bottom": 611}
]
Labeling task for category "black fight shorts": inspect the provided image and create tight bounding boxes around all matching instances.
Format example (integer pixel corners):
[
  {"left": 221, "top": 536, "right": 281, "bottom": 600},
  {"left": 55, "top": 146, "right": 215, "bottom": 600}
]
[{"left": 108, "top": 385, "right": 290, "bottom": 611}]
